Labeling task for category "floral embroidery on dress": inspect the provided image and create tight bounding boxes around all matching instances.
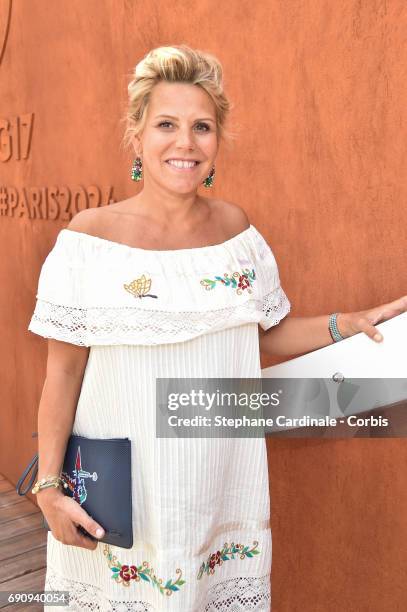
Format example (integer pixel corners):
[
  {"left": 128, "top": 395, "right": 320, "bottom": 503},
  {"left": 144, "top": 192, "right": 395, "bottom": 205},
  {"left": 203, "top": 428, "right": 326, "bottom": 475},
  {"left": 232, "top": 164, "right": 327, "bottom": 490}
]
[
  {"left": 196, "top": 540, "right": 260, "bottom": 580},
  {"left": 200, "top": 269, "right": 256, "bottom": 294},
  {"left": 103, "top": 544, "right": 186, "bottom": 595},
  {"left": 124, "top": 275, "right": 158, "bottom": 299}
]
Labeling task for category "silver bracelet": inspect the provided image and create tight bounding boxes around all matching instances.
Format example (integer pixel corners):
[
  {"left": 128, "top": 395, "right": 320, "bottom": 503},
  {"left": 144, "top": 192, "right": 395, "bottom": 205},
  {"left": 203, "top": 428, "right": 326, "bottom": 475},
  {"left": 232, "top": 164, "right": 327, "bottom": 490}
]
[{"left": 329, "top": 313, "right": 345, "bottom": 342}]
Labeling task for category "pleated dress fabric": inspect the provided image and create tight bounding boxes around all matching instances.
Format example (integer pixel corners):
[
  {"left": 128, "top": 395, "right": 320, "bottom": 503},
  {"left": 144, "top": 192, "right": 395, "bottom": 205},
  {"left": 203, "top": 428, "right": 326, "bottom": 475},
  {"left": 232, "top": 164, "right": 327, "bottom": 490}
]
[{"left": 27, "top": 225, "right": 291, "bottom": 612}]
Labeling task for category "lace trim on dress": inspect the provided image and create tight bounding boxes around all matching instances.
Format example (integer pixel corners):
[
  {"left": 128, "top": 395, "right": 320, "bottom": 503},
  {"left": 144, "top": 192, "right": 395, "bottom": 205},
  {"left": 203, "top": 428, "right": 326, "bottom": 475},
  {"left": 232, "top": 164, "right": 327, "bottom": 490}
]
[
  {"left": 203, "top": 575, "right": 271, "bottom": 611},
  {"left": 28, "top": 287, "right": 291, "bottom": 346},
  {"left": 45, "top": 565, "right": 271, "bottom": 611},
  {"left": 262, "top": 287, "right": 291, "bottom": 330}
]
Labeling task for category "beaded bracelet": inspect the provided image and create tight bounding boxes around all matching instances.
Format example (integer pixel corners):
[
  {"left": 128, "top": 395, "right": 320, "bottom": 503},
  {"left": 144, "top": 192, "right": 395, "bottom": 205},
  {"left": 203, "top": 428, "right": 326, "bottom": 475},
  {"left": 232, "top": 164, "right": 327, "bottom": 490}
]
[{"left": 328, "top": 313, "right": 345, "bottom": 342}]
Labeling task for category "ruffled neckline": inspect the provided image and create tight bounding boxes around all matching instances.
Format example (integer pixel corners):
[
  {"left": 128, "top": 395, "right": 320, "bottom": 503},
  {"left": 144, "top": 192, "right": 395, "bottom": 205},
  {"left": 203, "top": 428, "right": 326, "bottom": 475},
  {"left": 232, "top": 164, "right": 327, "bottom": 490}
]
[
  {"left": 29, "top": 223, "right": 291, "bottom": 345},
  {"left": 60, "top": 224, "right": 257, "bottom": 256}
]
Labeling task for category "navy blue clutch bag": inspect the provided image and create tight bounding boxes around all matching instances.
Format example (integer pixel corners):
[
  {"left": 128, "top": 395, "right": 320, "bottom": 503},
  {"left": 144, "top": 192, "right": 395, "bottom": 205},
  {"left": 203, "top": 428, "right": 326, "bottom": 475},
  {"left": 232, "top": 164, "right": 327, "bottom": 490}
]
[{"left": 16, "top": 434, "right": 133, "bottom": 549}]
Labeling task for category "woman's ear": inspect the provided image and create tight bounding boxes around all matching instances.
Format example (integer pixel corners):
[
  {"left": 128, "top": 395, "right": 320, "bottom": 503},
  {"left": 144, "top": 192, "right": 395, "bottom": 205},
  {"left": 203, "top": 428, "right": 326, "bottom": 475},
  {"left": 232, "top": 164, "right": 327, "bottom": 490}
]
[{"left": 132, "top": 134, "right": 142, "bottom": 156}]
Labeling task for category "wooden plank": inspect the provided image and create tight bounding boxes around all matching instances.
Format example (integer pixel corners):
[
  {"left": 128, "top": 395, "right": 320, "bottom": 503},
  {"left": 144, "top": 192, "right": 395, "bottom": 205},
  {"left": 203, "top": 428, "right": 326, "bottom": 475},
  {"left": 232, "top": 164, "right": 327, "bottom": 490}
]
[
  {"left": 0, "top": 547, "right": 46, "bottom": 583},
  {"left": 3, "top": 604, "right": 43, "bottom": 612},
  {"left": 0, "top": 482, "right": 13, "bottom": 494},
  {"left": 0, "top": 492, "right": 26, "bottom": 509},
  {"left": 0, "top": 514, "right": 44, "bottom": 543},
  {"left": 0, "top": 529, "right": 47, "bottom": 562},
  {"left": 0, "top": 500, "right": 39, "bottom": 524},
  {"left": 0, "top": 478, "right": 49, "bottom": 611},
  {"left": 0, "top": 569, "right": 46, "bottom": 609}
]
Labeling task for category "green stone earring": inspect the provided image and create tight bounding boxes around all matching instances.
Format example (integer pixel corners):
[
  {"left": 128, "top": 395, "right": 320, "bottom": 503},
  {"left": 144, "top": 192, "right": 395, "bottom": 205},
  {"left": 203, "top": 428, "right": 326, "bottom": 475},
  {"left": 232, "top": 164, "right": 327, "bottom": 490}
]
[
  {"left": 131, "top": 156, "right": 143, "bottom": 181},
  {"left": 203, "top": 165, "right": 215, "bottom": 188}
]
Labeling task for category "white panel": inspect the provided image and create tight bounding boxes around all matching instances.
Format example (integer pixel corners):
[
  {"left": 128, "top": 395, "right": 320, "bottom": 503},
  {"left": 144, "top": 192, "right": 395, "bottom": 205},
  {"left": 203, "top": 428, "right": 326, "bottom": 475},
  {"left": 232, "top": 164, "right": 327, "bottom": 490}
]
[{"left": 262, "top": 312, "right": 407, "bottom": 378}]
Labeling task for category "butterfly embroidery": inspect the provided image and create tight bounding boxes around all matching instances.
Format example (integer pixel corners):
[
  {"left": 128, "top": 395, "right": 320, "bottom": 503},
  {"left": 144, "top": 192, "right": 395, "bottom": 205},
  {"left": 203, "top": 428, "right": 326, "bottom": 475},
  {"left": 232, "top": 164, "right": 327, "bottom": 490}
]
[{"left": 123, "top": 274, "right": 158, "bottom": 299}]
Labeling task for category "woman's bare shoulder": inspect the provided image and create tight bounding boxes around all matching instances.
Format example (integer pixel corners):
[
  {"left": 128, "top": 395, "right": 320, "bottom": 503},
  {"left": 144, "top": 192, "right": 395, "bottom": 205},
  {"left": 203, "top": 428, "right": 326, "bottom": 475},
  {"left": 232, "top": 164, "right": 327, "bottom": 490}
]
[
  {"left": 209, "top": 198, "right": 250, "bottom": 235},
  {"left": 66, "top": 198, "right": 250, "bottom": 242},
  {"left": 66, "top": 207, "right": 101, "bottom": 233},
  {"left": 67, "top": 204, "right": 126, "bottom": 235}
]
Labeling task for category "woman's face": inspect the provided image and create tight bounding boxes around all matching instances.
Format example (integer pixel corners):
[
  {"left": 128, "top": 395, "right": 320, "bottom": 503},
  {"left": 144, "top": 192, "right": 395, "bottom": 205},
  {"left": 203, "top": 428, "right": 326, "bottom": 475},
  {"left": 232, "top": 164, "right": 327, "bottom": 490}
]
[{"left": 133, "top": 81, "right": 219, "bottom": 195}]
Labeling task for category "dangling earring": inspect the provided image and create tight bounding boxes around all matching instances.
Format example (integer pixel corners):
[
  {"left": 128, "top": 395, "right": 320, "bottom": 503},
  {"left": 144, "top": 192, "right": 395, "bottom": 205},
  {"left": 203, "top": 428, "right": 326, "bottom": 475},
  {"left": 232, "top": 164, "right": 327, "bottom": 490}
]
[
  {"left": 202, "top": 165, "right": 215, "bottom": 188},
  {"left": 131, "top": 156, "right": 143, "bottom": 181}
]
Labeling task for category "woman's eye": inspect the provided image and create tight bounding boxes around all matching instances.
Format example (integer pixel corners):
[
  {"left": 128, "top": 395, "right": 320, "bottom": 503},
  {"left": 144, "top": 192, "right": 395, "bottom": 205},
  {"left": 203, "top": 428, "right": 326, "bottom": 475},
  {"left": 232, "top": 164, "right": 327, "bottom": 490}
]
[
  {"left": 157, "top": 121, "right": 210, "bottom": 131},
  {"left": 195, "top": 123, "right": 210, "bottom": 131}
]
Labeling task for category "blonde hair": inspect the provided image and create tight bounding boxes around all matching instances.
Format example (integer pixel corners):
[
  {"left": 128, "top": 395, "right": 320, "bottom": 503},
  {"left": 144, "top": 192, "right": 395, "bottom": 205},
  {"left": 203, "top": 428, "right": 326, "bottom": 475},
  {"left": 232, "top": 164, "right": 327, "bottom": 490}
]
[{"left": 120, "top": 45, "right": 235, "bottom": 153}]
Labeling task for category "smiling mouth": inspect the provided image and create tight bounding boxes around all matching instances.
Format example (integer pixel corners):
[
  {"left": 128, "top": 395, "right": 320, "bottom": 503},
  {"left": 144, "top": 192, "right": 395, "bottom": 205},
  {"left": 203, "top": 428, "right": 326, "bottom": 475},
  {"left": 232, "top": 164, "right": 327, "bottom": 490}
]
[{"left": 165, "top": 160, "right": 201, "bottom": 171}]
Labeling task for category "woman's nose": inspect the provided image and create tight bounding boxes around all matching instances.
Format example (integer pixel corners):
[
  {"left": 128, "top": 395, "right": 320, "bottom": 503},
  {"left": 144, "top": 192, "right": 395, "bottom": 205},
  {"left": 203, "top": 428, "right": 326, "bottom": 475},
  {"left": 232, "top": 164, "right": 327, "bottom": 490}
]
[{"left": 175, "top": 128, "right": 195, "bottom": 148}]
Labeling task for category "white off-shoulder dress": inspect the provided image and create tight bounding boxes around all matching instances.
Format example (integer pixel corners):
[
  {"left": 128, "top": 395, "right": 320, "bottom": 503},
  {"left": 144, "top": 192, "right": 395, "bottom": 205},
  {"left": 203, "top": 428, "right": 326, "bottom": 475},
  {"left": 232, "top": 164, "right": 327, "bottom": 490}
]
[{"left": 28, "top": 224, "right": 290, "bottom": 612}]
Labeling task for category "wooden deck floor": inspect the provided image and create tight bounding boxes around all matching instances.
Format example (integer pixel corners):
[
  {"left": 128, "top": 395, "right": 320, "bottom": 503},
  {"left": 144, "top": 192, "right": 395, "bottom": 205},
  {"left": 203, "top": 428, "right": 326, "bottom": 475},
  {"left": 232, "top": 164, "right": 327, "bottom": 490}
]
[{"left": 0, "top": 473, "right": 46, "bottom": 611}]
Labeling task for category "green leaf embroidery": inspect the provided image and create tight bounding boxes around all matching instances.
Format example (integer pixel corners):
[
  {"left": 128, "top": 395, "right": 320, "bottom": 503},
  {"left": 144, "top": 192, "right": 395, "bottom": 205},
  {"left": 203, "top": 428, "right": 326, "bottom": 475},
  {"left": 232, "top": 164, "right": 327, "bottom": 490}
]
[{"left": 196, "top": 540, "right": 261, "bottom": 580}]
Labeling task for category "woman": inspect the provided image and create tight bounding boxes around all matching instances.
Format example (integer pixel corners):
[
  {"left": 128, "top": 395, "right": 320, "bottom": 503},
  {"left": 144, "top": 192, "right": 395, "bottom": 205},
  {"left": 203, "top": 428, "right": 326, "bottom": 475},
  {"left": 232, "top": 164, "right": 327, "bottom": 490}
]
[{"left": 28, "top": 45, "right": 406, "bottom": 611}]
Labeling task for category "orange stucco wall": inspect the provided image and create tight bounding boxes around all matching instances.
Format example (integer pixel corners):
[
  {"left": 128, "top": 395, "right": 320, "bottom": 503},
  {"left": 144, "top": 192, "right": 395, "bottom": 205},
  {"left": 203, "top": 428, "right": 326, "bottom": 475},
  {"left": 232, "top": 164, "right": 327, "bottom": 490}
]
[{"left": 1, "top": 1, "right": 406, "bottom": 609}]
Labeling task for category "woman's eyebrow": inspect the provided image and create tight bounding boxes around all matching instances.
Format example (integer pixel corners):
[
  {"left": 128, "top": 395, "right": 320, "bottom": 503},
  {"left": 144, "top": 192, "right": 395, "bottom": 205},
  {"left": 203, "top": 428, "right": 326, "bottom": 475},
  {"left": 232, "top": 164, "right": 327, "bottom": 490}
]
[{"left": 154, "top": 114, "right": 216, "bottom": 123}]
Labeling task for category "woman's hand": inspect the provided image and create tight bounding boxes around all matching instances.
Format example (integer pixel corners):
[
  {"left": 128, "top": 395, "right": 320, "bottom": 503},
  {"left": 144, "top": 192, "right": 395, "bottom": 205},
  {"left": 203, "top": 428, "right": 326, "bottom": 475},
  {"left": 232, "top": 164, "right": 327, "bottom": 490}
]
[
  {"left": 337, "top": 295, "right": 407, "bottom": 342},
  {"left": 37, "top": 487, "right": 105, "bottom": 550}
]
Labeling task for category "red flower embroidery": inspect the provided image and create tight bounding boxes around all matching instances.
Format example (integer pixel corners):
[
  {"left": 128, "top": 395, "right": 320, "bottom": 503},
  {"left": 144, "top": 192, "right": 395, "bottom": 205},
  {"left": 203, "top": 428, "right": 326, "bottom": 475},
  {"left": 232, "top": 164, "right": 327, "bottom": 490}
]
[
  {"left": 104, "top": 545, "right": 186, "bottom": 594},
  {"left": 209, "top": 551, "right": 222, "bottom": 570},
  {"left": 200, "top": 268, "right": 256, "bottom": 294},
  {"left": 119, "top": 564, "right": 138, "bottom": 582},
  {"left": 238, "top": 274, "right": 250, "bottom": 291}
]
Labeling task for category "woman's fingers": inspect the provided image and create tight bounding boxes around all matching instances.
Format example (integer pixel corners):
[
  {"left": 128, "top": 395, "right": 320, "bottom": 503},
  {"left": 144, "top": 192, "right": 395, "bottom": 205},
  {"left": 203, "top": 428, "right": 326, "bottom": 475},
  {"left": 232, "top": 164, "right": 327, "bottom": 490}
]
[
  {"left": 355, "top": 316, "right": 383, "bottom": 342},
  {"left": 59, "top": 497, "right": 105, "bottom": 550},
  {"left": 75, "top": 529, "right": 99, "bottom": 550},
  {"left": 359, "top": 294, "right": 407, "bottom": 340},
  {"left": 375, "top": 295, "right": 407, "bottom": 319},
  {"left": 366, "top": 311, "right": 384, "bottom": 325},
  {"left": 63, "top": 520, "right": 97, "bottom": 550},
  {"left": 385, "top": 296, "right": 407, "bottom": 317},
  {"left": 67, "top": 499, "right": 105, "bottom": 540},
  {"left": 43, "top": 494, "right": 104, "bottom": 551}
]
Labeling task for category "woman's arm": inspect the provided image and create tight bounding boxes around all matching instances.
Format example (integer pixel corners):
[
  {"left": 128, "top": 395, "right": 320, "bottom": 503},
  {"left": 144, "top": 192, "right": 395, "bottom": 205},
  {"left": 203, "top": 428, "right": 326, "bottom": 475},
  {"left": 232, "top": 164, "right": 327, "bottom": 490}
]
[
  {"left": 34, "top": 340, "right": 106, "bottom": 548},
  {"left": 36, "top": 339, "right": 89, "bottom": 505},
  {"left": 259, "top": 295, "right": 407, "bottom": 357},
  {"left": 260, "top": 314, "right": 338, "bottom": 357}
]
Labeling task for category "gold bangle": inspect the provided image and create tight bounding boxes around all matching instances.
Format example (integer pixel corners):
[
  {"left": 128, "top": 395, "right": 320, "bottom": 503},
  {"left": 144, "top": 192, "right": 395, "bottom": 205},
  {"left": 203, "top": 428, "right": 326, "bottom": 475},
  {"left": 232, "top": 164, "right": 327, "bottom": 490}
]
[
  {"left": 32, "top": 481, "right": 61, "bottom": 494},
  {"left": 32, "top": 475, "right": 66, "bottom": 495},
  {"left": 36, "top": 476, "right": 62, "bottom": 484},
  {"left": 36, "top": 474, "right": 62, "bottom": 483}
]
